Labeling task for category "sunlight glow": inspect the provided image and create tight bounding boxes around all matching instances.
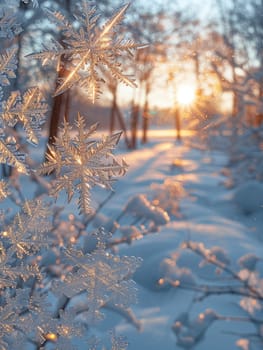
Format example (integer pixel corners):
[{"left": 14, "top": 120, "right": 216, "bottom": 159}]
[
  {"left": 45, "top": 333, "right": 57, "bottom": 342},
  {"left": 176, "top": 84, "right": 196, "bottom": 106}
]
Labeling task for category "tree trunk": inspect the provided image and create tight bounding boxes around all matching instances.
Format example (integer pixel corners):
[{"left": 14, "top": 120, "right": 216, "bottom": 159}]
[
  {"left": 109, "top": 85, "right": 117, "bottom": 135},
  {"left": 64, "top": 90, "right": 71, "bottom": 123},
  {"left": 259, "top": 55, "right": 263, "bottom": 112},
  {"left": 108, "top": 84, "right": 130, "bottom": 148},
  {"left": 130, "top": 103, "right": 139, "bottom": 149},
  {"left": 47, "top": 82, "right": 64, "bottom": 148},
  {"left": 175, "top": 107, "right": 181, "bottom": 141},
  {"left": 45, "top": 0, "right": 71, "bottom": 159},
  {"left": 141, "top": 103, "right": 149, "bottom": 144},
  {"left": 141, "top": 81, "right": 150, "bottom": 144},
  {"left": 115, "top": 105, "right": 131, "bottom": 148},
  {"left": 231, "top": 63, "right": 238, "bottom": 118},
  {"left": 193, "top": 47, "right": 201, "bottom": 94}
]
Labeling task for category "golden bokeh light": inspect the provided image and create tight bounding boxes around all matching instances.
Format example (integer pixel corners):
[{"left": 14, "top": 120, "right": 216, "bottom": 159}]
[{"left": 176, "top": 84, "right": 196, "bottom": 106}]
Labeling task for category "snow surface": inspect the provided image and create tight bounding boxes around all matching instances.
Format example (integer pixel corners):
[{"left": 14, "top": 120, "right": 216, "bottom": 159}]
[
  {"left": 22, "top": 130, "right": 263, "bottom": 350},
  {"left": 90, "top": 132, "right": 263, "bottom": 350}
]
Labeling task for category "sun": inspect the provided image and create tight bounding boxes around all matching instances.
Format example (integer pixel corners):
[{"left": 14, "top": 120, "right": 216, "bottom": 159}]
[{"left": 176, "top": 84, "right": 196, "bottom": 106}]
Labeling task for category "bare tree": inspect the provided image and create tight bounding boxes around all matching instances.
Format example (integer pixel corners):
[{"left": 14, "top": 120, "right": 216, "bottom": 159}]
[
  {"left": 128, "top": 8, "right": 174, "bottom": 147},
  {"left": 45, "top": 0, "right": 71, "bottom": 158}
]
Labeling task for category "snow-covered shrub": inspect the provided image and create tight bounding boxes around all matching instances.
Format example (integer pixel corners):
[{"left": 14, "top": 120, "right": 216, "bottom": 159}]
[
  {"left": 190, "top": 108, "right": 263, "bottom": 191},
  {"left": 123, "top": 194, "right": 170, "bottom": 227},
  {"left": 150, "top": 178, "right": 186, "bottom": 217},
  {"left": 158, "top": 240, "right": 263, "bottom": 349},
  {"left": 88, "top": 192, "right": 171, "bottom": 249},
  {"left": 217, "top": 125, "right": 263, "bottom": 188},
  {"left": 115, "top": 193, "right": 170, "bottom": 237},
  {"left": 0, "top": 1, "right": 144, "bottom": 349}
]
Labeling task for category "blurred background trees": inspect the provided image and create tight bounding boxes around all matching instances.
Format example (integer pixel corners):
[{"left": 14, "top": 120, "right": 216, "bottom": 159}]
[{"left": 9, "top": 0, "right": 263, "bottom": 150}]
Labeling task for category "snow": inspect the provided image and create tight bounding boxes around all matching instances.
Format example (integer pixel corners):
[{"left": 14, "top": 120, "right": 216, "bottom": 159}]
[
  {"left": 8, "top": 129, "right": 262, "bottom": 349},
  {"left": 91, "top": 131, "right": 263, "bottom": 350},
  {"left": 233, "top": 180, "right": 263, "bottom": 215}
]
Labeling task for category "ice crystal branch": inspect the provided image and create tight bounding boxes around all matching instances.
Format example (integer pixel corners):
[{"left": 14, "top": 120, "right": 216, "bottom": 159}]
[
  {"left": 0, "top": 243, "right": 40, "bottom": 288},
  {"left": 0, "top": 133, "right": 28, "bottom": 174},
  {"left": 27, "top": 1, "right": 145, "bottom": 101},
  {"left": 38, "top": 114, "right": 128, "bottom": 214},
  {"left": 1, "top": 199, "right": 53, "bottom": 259},
  {"left": 0, "top": 47, "right": 17, "bottom": 86},
  {"left": 0, "top": 86, "right": 48, "bottom": 172},
  {"left": 1, "top": 87, "right": 48, "bottom": 145},
  {"left": 0, "top": 8, "right": 22, "bottom": 39},
  {"left": 0, "top": 180, "right": 9, "bottom": 200},
  {"left": 0, "top": 2, "right": 142, "bottom": 349},
  {"left": 0, "top": 87, "right": 48, "bottom": 145},
  {"left": 51, "top": 230, "right": 141, "bottom": 325},
  {"left": 87, "top": 332, "right": 128, "bottom": 350}
]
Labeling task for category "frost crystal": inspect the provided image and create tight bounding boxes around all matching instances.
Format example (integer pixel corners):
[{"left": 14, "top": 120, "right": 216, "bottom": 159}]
[
  {"left": 108, "top": 331, "right": 128, "bottom": 350},
  {"left": 1, "top": 87, "right": 48, "bottom": 145},
  {"left": 87, "top": 332, "right": 128, "bottom": 350},
  {"left": 0, "top": 87, "right": 47, "bottom": 172},
  {"left": 0, "top": 47, "right": 17, "bottom": 86},
  {"left": 52, "top": 231, "right": 141, "bottom": 325},
  {"left": 0, "top": 303, "right": 18, "bottom": 348},
  {"left": 0, "top": 244, "right": 20, "bottom": 288},
  {"left": 0, "top": 132, "right": 28, "bottom": 173},
  {"left": 0, "top": 180, "right": 9, "bottom": 201},
  {"left": 0, "top": 9, "right": 22, "bottom": 39},
  {"left": 0, "top": 2, "right": 142, "bottom": 349},
  {"left": 2, "top": 199, "right": 53, "bottom": 258},
  {"left": 0, "top": 255, "right": 39, "bottom": 288},
  {"left": 27, "top": 1, "right": 144, "bottom": 101},
  {"left": 38, "top": 114, "right": 128, "bottom": 214}
]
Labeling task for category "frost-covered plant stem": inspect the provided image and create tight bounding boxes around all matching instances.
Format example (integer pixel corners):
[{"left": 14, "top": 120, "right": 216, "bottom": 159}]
[
  {"left": 166, "top": 278, "right": 263, "bottom": 302},
  {"left": 181, "top": 241, "right": 263, "bottom": 301}
]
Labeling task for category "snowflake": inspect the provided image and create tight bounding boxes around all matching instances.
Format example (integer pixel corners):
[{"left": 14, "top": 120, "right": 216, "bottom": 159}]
[
  {"left": 2, "top": 199, "right": 53, "bottom": 259},
  {"left": 0, "top": 87, "right": 48, "bottom": 145},
  {"left": 0, "top": 303, "right": 17, "bottom": 349},
  {"left": 0, "top": 241, "right": 40, "bottom": 288},
  {"left": 108, "top": 331, "right": 128, "bottom": 350},
  {"left": 0, "top": 180, "right": 9, "bottom": 201},
  {"left": 0, "top": 289, "right": 39, "bottom": 349},
  {"left": 0, "top": 86, "right": 47, "bottom": 172},
  {"left": 0, "top": 262, "right": 38, "bottom": 289},
  {"left": 38, "top": 114, "right": 128, "bottom": 214},
  {"left": 87, "top": 332, "right": 128, "bottom": 350},
  {"left": 27, "top": 1, "right": 145, "bottom": 101},
  {"left": 0, "top": 132, "right": 28, "bottom": 173},
  {"left": 0, "top": 47, "right": 17, "bottom": 85},
  {"left": 19, "top": 306, "right": 84, "bottom": 348},
  {"left": 0, "top": 8, "right": 22, "bottom": 39},
  {"left": 51, "top": 231, "right": 141, "bottom": 325}
]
